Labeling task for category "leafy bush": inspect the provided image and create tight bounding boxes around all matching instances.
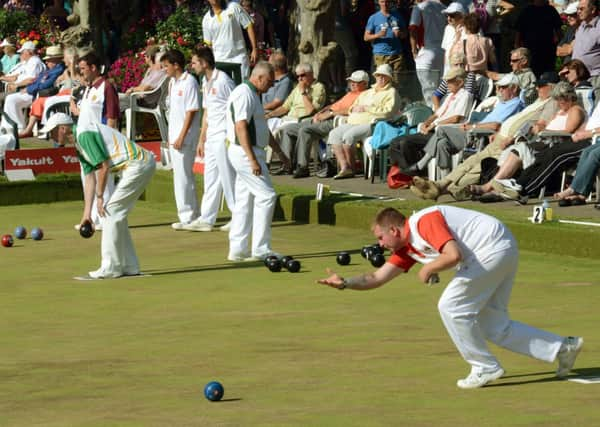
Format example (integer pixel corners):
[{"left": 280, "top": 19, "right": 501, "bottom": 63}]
[
  {"left": 153, "top": 5, "right": 206, "bottom": 59},
  {"left": 0, "top": 8, "right": 37, "bottom": 40}
]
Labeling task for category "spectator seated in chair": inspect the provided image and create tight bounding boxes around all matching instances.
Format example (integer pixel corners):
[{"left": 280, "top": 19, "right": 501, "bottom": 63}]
[
  {"left": 471, "top": 81, "right": 587, "bottom": 201},
  {"left": 19, "top": 46, "right": 81, "bottom": 138},
  {"left": 3, "top": 44, "right": 64, "bottom": 134},
  {"left": 487, "top": 47, "right": 537, "bottom": 106},
  {"left": 410, "top": 72, "right": 560, "bottom": 201},
  {"left": 261, "top": 51, "right": 292, "bottom": 112},
  {"left": 389, "top": 66, "right": 473, "bottom": 176},
  {"left": 328, "top": 64, "right": 401, "bottom": 180},
  {"left": 0, "top": 41, "right": 46, "bottom": 103},
  {"left": 118, "top": 45, "right": 165, "bottom": 112},
  {"left": 277, "top": 70, "right": 370, "bottom": 179},
  {"left": 554, "top": 113, "right": 600, "bottom": 206},
  {"left": 267, "top": 62, "right": 326, "bottom": 174},
  {"left": 0, "top": 38, "right": 20, "bottom": 75}
]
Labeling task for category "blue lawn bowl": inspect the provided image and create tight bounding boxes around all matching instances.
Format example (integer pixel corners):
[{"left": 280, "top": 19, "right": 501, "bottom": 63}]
[
  {"left": 31, "top": 227, "right": 44, "bottom": 241},
  {"left": 204, "top": 381, "right": 224, "bottom": 402},
  {"left": 14, "top": 226, "right": 27, "bottom": 240}
]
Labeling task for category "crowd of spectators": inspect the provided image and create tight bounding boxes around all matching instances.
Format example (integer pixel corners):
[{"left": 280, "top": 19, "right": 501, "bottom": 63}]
[{"left": 1, "top": 0, "right": 600, "bottom": 210}]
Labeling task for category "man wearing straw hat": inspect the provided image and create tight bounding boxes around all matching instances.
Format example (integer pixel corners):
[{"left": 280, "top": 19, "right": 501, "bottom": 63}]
[{"left": 3, "top": 45, "right": 65, "bottom": 131}]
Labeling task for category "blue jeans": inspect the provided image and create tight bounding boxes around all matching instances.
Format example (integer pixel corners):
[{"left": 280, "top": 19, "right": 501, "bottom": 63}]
[{"left": 571, "top": 142, "right": 600, "bottom": 196}]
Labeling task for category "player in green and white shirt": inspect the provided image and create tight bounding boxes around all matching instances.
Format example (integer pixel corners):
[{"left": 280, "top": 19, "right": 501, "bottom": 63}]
[{"left": 41, "top": 113, "right": 156, "bottom": 279}]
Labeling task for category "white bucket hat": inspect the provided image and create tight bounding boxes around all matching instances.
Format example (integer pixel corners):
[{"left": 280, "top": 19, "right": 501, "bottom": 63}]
[{"left": 373, "top": 64, "right": 393, "bottom": 79}]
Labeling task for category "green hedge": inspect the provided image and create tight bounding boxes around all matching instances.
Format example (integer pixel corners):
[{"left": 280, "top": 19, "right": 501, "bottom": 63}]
[{"left": 2, "top": 170, "right": 599, "bottom": 259}]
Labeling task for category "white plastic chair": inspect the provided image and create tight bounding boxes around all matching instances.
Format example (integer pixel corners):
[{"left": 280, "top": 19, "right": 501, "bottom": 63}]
[{"left": 124, "top": 76, "right": 170, "bottom": 166}]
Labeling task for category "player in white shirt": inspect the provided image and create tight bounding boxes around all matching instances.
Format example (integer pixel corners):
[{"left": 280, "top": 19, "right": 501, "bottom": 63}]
[
  {"left": 162, "top": 49, "right": 201, "bottom": 230},
  {"left": 319, "top": 206, "right": 584, "bottom": 389},
  {"left": 185, "top": 46, "right": 237, "bottom": 232},
  {"left": 42, "top": 113, "right": 156, "bottom": 280},
  {"left": 226, "top": 61, "right": 289, "bottom": 261},
  {"left": 202, "top": 0, "right": 258, "bottom": 78}
]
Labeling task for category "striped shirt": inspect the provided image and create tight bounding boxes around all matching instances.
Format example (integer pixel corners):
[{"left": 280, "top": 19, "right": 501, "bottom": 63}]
[{"left": 75, "top": 123, "right": 150, "bottom": 175}]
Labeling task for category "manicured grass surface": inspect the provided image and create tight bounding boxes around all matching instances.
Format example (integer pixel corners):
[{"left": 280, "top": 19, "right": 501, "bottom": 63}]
[{"left": 1, "top": 201, "right": 600, "bottom": 426}]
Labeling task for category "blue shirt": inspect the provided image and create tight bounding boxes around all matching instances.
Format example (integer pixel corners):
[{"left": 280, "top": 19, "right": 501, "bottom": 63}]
[
  {"left": 481, "top": 96, "right": 524, "bottom": 124},
  {"left": 262, "top": 73, "right": 292, "bottom": 107},
  {"left": 26, "top": 62, "right": 66, "bottom": 96},
  {"left": 365, "top": 11, "right": 406, "bottom": 56}
]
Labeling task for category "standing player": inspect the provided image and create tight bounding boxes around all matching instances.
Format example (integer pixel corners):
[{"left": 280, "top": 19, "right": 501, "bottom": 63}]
[
  {"left": 70, "top": 51, "right": 119, "bottom": 230},
  {"left": 202, "top": 0, "right": 258, "bottom": 78},
  {"left": 318, "top": 206, "right": 583, "bottom": 389},
  {"left": 185, "top": 46, "right": 236, "bottom": 232},
  {"left": 226, "top": 61, "right": 290, "bottom": 261},
  {"left": 162, "top": 49, "right": 201, "bottom": 230},
  {"left": 41, "top": 113, "right": 156, "bottom": 279}
]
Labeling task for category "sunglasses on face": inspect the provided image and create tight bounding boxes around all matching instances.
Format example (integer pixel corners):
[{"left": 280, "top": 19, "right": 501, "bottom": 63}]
[
  {"left": 297, "top": 74, "right": 307, "bottom": 78},
  {"left": 510, "top": 58, "right": 523, "bottom": 63}
]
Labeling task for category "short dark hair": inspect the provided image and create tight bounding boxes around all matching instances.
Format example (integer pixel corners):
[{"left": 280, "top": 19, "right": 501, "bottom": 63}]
[
  {"left": 192, "top": 45, "right": 215, "bottom": 69},
  {"left": 161, "top": 49, "right": 186, "bottom": 69},
  {"left": 463, "top": 13, "right": 481, "bottom": 34},
  {"left": 79, "top": 51, "right": 102, "bottom": 70},
  {"left": 373, "top": 208, "right": 406, "bottom": 231}
]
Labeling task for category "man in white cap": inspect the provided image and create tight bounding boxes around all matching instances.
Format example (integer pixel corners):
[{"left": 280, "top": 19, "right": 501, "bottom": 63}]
[
  {"left": 556, "top": 2, "right": 580, "bottom": 63},
  {"left": 277, "top": 69, "right": 370, "bottom": 178},
  {"left": 440, "top": 2, "right": 466, "bottom": 75},
  {"left": 41, "top": 113, "right": 157, "bottom": 279},
  {"left": 327, "top": 64, "right": 401, "bottom": 179},
  {"left": 0, "top": 41, "right": 45, "bottom": 100},
  {"left": 3, "top": 45, "right": 65, "bottom": 131}
]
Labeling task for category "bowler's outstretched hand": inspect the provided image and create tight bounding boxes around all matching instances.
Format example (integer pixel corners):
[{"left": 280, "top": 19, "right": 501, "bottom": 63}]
[{"left": 317, "top": 268, "right": 344, "bottom": 289}]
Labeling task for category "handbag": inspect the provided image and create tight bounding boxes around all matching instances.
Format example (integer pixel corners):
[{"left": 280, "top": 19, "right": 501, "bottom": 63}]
[{"left": 386, "top": 165, "right": 413, "bottom": 189}]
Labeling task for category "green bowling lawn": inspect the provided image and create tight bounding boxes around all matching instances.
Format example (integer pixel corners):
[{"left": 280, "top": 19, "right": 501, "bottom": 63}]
[{"left": 1, "top": 200, "right": 600, "bottom": 426}]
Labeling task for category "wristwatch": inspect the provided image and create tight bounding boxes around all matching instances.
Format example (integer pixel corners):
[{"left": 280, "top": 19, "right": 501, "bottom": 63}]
[{"left": 338, "top": 279, "right": 347, "bottom": 290}]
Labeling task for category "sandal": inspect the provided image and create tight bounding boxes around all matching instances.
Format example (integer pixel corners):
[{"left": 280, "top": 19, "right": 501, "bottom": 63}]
[{"left": 558, "top": 195, "right": 586, "bottom": 207}]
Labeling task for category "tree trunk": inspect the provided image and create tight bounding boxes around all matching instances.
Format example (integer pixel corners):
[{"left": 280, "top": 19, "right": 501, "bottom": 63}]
[{"left": 291, "top": 0, "right": 338, "bottom": 84}]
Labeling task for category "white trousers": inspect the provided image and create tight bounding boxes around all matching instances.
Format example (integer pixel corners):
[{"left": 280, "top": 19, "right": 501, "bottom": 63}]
[
  {"left": 80, "top": 166, "right": 115, "bottom": 227},
  {"left": 99, "top": 157, "right": 156, "bottom": 276},
  {"left": 200, "top": 135, "right": 236, "bottom": 225},
  {"left": 4, "top": 91, "right": 33, "bottom": 130},
  {"left": 416, "top": 69, "right": 441, "bottom": 109},
  {"left": 170, "top": 142, "right": 199, "bottom": 223},
  {"left": 438, "top": 247, "right": 564, "bottom": 374},
  {"left": 327, "top": 123, "right": 372, "bottom": 146},
  {"left": 227, "top": 144, "right": 276, "bottom": 258}
]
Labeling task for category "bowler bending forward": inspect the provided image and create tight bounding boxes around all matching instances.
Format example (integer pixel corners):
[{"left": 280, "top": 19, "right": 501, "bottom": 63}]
[
  {"left": 42, "top": 113, "right": 156, "bottom": 279},
  {"left": 318, "top": 206, "right": 583, "bottom": 389}
]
